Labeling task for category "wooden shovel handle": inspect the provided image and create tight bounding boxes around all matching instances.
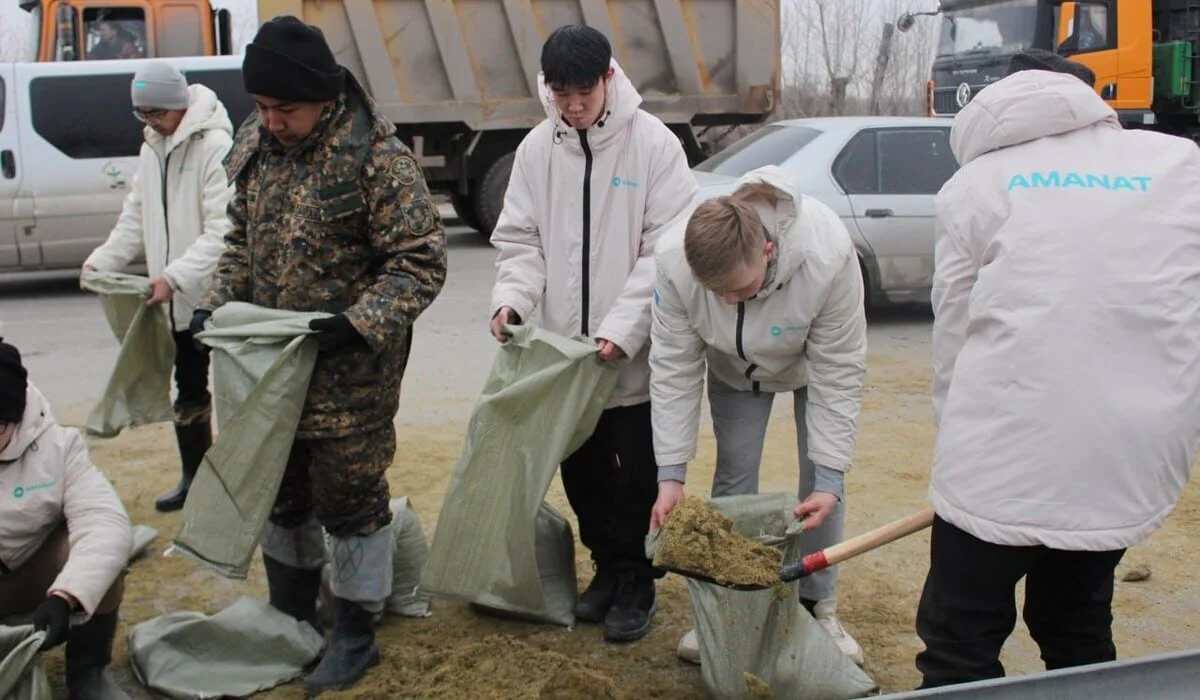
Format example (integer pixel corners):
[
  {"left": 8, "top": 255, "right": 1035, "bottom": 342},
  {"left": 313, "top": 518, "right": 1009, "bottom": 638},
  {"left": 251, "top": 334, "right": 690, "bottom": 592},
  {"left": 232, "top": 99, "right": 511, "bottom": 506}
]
[{"left": 779, "top": 507, "right": 935, "bottom": 581}]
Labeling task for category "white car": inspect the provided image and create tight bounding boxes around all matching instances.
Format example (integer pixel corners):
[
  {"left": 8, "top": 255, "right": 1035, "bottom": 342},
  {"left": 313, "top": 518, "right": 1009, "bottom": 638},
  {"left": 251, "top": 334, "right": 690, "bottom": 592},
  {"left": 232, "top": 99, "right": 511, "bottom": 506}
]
[{"left": 692, "top": 116, "right": 959, "bottom": 308}]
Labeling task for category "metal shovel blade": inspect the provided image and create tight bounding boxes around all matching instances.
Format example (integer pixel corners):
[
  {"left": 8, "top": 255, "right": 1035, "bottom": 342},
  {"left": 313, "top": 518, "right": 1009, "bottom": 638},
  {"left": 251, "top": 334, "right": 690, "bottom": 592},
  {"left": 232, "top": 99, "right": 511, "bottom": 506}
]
[{"left": 656, "top": 562, "right": 774, "bottom": 591}]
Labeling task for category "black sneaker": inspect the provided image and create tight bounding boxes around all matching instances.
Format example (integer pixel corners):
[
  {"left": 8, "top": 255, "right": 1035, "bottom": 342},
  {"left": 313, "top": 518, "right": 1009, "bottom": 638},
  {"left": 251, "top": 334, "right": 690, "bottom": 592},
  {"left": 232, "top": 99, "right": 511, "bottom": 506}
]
[
  {"left": 574, "top": 567, "right": 619, "bottom": 623},
  {"left": 603, "top": 572, "right": 656, "bottom": 643}
]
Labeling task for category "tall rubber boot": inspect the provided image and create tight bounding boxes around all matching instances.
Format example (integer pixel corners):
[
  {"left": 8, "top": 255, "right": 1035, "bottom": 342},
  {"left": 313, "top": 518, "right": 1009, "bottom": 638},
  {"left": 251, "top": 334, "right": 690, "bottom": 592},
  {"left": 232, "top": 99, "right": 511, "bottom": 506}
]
[
  {"left": 155, "top": 419, "right": 211, "bottom": 512},
  {"left": 65, "top": 609, "right": 130, "bottom": 700},
  {"left": 305, "top": 523, "right": 393, "bottom": 694},
  {"left": 261, "top": 518, "right": 328, "bottom": 634}
]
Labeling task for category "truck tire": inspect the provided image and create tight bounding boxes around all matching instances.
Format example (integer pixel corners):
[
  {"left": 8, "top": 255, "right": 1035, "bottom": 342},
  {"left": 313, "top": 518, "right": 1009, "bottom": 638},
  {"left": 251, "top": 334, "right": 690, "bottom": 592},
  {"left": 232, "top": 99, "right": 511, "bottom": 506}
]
[
  {"left": 472, "top": 151, "right": 516, "bottom": 239},
  {"left": 450, "top": 191, "right": 482, "bottom": 232}
]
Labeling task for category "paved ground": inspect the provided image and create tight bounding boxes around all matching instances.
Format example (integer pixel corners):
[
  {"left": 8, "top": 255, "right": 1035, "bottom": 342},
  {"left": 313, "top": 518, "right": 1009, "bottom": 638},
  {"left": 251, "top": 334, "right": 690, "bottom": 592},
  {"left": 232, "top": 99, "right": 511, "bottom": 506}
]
[{"left": 0, "top": 219, "right": 934, "bottom": 427}]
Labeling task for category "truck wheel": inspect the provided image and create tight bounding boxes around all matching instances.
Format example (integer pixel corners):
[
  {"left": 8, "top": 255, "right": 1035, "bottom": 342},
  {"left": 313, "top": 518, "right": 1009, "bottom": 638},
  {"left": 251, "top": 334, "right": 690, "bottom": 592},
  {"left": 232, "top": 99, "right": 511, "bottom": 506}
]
[
  {"left": 472, "top": 151, "right": 516, "bottom": 238},
  {"left": 450, "top": 191, "right": 482, "bottom": 232}
]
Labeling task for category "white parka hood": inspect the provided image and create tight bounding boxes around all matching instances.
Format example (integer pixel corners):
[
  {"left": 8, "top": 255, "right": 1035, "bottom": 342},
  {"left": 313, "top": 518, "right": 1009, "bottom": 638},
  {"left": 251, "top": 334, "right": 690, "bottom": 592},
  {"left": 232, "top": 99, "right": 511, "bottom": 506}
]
[
  {"left": 536, "top": 59, "right": 643, "bottom": 151},
  {"left": 951, "top": 69, "right": 1120, "bottom": 165},
  {"left": 144, "top": 83, "right": 235, "bottom": 155}
]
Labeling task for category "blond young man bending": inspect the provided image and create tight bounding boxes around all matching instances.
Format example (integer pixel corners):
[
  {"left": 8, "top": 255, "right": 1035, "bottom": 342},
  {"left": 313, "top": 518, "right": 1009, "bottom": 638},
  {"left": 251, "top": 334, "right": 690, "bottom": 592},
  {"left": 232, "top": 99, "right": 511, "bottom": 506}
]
[{"left": 648, "top": 166, "right": 868, "bottom": 664}]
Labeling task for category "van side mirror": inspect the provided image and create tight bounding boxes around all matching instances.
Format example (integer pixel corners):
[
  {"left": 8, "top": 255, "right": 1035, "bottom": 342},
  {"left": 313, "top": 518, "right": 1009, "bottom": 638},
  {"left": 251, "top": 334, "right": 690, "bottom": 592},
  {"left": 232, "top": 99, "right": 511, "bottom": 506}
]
[{"left": 898, "top": 13, "right": 916, "bottom": 32}]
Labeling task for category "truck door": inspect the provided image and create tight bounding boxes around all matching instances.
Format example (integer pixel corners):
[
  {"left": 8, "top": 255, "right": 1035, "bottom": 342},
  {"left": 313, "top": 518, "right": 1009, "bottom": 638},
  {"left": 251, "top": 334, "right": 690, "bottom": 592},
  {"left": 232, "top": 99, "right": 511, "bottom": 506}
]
[
  {"left": 0, "top": 65, "right": 20, "bottom": 269},
  {"left": 1057, "top": 1, "right": 1120, "bottom": 101}
]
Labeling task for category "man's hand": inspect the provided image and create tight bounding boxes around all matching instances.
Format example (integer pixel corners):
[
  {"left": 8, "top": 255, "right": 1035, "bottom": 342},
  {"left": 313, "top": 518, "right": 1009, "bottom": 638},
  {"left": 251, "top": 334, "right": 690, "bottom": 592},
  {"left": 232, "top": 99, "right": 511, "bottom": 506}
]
[
  {"left": 793, "top": 491, "right": 839, "bottom": 531},
  {"left": 32, "top": 595, "right": 71, "bottom": 651},
  {"left": 308, "top": 314, "right": 368, "bottom": 353},
  {"left": 189, "top": 309, "right": 213, "bottom": 353},
  {"left": 596, "top": 338, "right": 626, "bottom": 363},
  {"left": 146, "top": 276, "right": 174, "bottom": 307},
  {"left": 649, "top": 480, "right": 685, "bottom": 532},
  {"left": 490, "top": 307, "right": 521, "bottom": 343}
]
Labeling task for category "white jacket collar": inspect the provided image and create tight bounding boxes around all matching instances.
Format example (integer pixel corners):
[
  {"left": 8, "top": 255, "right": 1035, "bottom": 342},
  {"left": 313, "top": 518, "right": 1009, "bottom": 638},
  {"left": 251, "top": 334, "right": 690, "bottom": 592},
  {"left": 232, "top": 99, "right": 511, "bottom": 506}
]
[
  {"left": 537, "top": 59, "right": 643, "bottom": 152},
  {"left": 144, "top": 83, "right": 235, "bottom": 155},
  {"left": 0, "top": 384, "right": 54, "bottom": 463}
]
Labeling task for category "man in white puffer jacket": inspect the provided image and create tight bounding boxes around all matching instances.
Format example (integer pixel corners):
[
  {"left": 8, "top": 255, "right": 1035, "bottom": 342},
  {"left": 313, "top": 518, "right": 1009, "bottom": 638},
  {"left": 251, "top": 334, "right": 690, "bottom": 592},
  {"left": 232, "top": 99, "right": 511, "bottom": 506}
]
[
  {"left": 648, "top": 166, "right": 868, "bottom": 665},
  {"left": 83, "top": 60, "right": 234, "bottom": 514},
  {"left": 916, "top": 50, "right": 1200, "bottom": 689},
  {"left": 488, "top": 25, "right": 698, "bottom": 643}
]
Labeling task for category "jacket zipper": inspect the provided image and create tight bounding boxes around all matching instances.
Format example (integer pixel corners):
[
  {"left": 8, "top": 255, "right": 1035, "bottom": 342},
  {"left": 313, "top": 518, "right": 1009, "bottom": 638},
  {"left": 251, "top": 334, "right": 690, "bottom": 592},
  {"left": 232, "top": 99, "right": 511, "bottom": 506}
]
[
  {"left": 161, "top": 147, "right": 175, "bottom": 332},
  {"left": 735, "top": 302, "right": 761, "bottom": 395},
  {"left": 579, "top": 129, "right": 593, "bottom": 337}
]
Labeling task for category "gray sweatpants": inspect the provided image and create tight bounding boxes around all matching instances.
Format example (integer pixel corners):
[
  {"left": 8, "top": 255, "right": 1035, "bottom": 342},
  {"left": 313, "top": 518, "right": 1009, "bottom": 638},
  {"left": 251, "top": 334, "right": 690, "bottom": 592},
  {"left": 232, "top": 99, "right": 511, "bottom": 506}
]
[{"left": 707, "top": 371, "right": 843, "bottom": 602}]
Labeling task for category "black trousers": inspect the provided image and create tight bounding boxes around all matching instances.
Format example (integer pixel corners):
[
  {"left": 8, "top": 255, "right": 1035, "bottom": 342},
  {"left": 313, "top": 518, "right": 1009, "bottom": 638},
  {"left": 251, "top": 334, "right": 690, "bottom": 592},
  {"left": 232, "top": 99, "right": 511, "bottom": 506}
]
[
  {"left": 560, "top": 401, "right": 660, "bottom": 579},
  {"left": 171, "top": 330, "right": 212, "bottom": 426},
  {"left": 915, "top": 515, "right": 1126, "bottom": 689}
]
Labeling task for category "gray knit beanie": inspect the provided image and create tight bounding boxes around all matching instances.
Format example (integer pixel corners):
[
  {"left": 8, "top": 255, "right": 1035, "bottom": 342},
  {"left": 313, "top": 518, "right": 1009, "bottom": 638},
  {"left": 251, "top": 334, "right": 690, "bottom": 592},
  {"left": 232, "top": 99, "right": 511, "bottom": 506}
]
[{"left": 131, "top": 60, "right": 189, "bottom": 110}]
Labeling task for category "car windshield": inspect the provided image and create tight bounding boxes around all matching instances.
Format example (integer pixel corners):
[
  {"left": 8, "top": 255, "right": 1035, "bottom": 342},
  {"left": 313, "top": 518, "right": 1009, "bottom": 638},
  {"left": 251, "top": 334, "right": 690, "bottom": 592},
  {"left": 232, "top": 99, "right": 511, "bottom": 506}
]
[
  {"left": 937, "top": 0, "right": 1038, "bottom": 57},
  {"left": 693, "top": 125, "right": 822, "bottom": 176}
]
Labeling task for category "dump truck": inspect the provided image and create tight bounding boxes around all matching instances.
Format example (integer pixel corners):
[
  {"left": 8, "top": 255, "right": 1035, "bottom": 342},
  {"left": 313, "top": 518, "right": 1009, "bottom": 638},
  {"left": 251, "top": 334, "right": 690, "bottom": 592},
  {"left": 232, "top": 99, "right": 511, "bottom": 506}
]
[
  {"left": 248, "top": 0, "right": 782, "bottom": 234},
  {"left": 18, "top": 0, "right": 237, "bottom": 62},
  {"left": 899, "top": 1, "right": 1200, "bottom": 140}
]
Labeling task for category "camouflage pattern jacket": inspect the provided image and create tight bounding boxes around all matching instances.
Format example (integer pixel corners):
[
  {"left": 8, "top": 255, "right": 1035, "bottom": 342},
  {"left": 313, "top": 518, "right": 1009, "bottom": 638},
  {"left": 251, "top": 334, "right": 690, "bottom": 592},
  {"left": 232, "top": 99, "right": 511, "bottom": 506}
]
[{"left": 200, "top": 73, "right": 447, "bottom": 439}]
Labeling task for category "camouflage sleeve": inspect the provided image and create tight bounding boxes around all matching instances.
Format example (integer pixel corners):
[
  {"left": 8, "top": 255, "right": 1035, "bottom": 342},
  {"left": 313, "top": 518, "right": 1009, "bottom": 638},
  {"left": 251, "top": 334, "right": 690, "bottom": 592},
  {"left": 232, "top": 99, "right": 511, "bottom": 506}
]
[
  {"left": 198, "top": 182, "right": 251, "bottom": 311},
  {"left": 343, "top": 142, "right": 448, "bottom": 353}
]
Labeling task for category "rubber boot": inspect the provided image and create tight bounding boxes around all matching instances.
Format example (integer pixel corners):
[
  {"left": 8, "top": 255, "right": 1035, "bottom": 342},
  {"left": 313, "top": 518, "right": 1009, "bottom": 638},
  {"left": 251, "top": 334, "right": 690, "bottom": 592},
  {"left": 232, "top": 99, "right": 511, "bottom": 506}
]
[
  {"left": 264, "top": 554, "right": 324, "bottom": 634},
  {"left": 65, "top": 609, "right": 130, "bottom": 700},
  {"left": 305, "top": 524, "right": 393, "bottom": 694},
  {"left": 304, "top": 597, "right": 381, "bottom": 694},
  {"left": 155, "top": 419, "right": 211, "bottom": 512}
]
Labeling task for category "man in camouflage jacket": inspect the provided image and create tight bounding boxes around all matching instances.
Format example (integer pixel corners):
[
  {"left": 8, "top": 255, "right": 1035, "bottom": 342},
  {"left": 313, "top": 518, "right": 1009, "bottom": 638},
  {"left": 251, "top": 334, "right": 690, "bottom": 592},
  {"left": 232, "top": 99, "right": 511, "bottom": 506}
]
[{"left": 191, "top": 15, "right": 446, "bottom": 693}]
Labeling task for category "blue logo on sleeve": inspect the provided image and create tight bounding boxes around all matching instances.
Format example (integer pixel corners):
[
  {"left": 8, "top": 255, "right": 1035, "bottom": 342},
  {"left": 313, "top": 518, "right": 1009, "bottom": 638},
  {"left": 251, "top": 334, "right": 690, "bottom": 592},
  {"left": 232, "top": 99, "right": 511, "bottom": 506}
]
[
  {"left": 612, "top": 176, "right": 640, "bottom": 188},
  {"left": 1007, "top": 171, "right": 1152, "bottom": 192}
]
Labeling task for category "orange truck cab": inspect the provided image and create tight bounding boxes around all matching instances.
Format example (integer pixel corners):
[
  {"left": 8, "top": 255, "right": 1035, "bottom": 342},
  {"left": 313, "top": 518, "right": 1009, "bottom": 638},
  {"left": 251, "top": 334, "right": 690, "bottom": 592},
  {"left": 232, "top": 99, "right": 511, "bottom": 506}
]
[
  {"left": 19, "top": 0, "right": 235, "bottom": 62},
  {"left": 900, "top": 1, "right": 1200, "bottom": 139}
]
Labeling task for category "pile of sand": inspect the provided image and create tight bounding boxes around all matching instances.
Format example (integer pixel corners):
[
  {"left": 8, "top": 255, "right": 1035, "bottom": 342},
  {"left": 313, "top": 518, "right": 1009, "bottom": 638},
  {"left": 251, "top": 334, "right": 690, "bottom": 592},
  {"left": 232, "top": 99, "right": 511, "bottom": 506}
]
[
  {"left": 312, "top": 635, "right": 621, "bottom": 699},
  {"left": 652, "top": 498, "right": 782, "bottom": 589}
]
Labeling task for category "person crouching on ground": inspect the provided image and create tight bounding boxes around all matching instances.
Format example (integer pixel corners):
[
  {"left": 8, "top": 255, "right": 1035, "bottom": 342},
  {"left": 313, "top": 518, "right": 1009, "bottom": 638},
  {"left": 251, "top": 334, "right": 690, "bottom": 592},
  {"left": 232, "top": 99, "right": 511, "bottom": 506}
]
[
  {"left": 648, "top": 166, "right": 868, "bottom": 665},
  {"left": 0, "top": 340, "right": 133, "bottom": 699}
]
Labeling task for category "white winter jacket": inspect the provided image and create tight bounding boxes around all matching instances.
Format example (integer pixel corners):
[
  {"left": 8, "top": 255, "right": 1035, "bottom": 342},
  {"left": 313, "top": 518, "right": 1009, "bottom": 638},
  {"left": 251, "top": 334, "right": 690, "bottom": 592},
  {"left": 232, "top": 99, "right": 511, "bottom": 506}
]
[
  {"left": 84, "top": 84, "right": 235, "bottom": 330},
  {"left": 0, "top": 383, "right": 132, "bottom": 619},
  {"left": 931, "top": 69, "right": 1200, "bottom": 551},
  {"left": 489, "top": 60, "right": 700, "bottom": 408},
  {"left": 650, "top": 166, "right": 867, "bottom": 477}
]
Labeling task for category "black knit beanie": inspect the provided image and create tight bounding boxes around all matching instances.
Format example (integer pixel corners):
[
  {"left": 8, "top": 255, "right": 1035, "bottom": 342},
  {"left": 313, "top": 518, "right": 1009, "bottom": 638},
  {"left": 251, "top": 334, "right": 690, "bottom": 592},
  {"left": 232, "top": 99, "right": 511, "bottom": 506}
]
[
  {"left": 0, "top": 341, "right": 28, "bottom": 424},
  {"left": 1007, "top": 48, "right": 1096, "bottom": 88},
  {"left": 243, "top": 15, "right": 345, "bottom": 102}
]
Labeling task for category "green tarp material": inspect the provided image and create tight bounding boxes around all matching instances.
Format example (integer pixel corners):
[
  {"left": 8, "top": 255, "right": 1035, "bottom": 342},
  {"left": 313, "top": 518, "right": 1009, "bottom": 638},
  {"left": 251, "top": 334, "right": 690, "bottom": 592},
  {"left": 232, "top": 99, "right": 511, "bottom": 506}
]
[
  {"left": 80, "top": 271, "right": 176, "bottom": 438},
  {"left": 172, "top": 302, "right": 330, "bottom": 580},
  {"left": 318, "top": 497, "right": 434, "bottom": 621},
  {"left": 648, "top": 493, "right": 878, "bottom": 700},
  {"left": 0, "top": 626, "right": 50, "bottom": 700},
  {"left": 420, "top": 325, "right": 621, "bottom": 626},
  {"left": 128, "top": 596, "right": 323, "bottom": 699}
]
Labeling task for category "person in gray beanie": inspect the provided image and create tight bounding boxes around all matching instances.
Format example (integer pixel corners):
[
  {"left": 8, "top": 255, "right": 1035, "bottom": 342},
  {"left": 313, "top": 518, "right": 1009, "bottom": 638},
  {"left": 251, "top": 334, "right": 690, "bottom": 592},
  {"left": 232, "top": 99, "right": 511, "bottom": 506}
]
[
  {"left": 192, "top": 14, "right": 447, "bottom": 694},
  {"left": 83, "top": 59, "right": 236, "bottom": 513}
]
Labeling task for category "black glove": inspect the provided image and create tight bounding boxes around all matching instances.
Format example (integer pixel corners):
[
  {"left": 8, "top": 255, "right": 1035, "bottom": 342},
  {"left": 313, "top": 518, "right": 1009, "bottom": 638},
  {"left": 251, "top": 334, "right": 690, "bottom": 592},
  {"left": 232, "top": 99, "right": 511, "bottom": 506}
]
[
  {"left": 308, "top": 314, "right": 368, "bottom": 353},
  {"left": 189, "top": 309, "right": 213, "bottom": 353},
  {"left": 33, "top": 595, "right": 71, "bottom": 651}
]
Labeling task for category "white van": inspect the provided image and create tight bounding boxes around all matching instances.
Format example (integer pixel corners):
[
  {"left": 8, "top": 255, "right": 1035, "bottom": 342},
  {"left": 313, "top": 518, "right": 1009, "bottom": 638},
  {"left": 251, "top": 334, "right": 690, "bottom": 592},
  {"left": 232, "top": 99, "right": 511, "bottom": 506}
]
[{"left": 0, "top": 54, "right": 253, "bottom": 273}]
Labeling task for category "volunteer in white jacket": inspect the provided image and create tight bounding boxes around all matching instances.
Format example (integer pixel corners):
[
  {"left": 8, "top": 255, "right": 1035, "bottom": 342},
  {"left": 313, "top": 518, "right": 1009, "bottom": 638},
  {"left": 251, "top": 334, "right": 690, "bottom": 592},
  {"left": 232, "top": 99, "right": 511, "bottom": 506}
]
[
  {"left": 0, "top": 341, "right": 133, "bottom": 700},
  {"left": 648, "top": 166, "right": 868, "bottom": 664},
  {"left": 489, "top": 25, "right": 698, "bottom": 643},
  {"left": 917, "top": 50, "right": 1200, "bottom": 689},
  {"left": 83, "top": 60, "right": 234, "bottom": 514}
]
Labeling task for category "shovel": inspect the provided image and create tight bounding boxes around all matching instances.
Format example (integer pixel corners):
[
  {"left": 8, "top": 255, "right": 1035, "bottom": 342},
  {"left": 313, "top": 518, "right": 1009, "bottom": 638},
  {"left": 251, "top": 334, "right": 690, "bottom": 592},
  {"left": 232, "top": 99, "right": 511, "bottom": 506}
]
[{"left": 658, "top": 507, "right": 936, "bottom": 591}]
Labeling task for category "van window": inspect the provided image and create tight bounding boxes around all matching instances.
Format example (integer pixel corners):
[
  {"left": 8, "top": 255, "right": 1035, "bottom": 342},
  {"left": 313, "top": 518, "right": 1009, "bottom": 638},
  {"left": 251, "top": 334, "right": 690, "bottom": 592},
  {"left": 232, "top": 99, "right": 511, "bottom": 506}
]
[
  {"left": 30, "top": 74, "right": 144, "bottom": 159},
  {"left": 30, "top": 68, "right": 252, "bottom": 160}
]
